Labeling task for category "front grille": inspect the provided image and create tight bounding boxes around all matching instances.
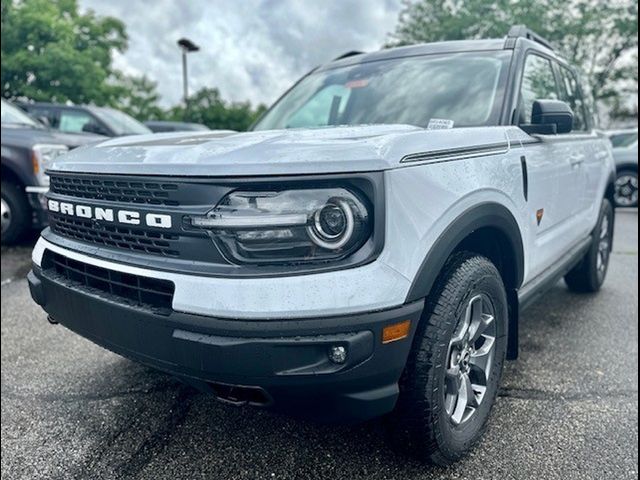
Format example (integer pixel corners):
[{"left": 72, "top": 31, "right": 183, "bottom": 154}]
[
  {"left": 42, "top": 251, "right": 175, "bottom": 314},
  {"left": 44, "top": 173, "right": 232, "bottom": 267},
  {"left": 49, "top": 213, "right": 180, "bottom": 257},
  {"left": 49, "top": 174, "right": 180, "bottom": 206}
]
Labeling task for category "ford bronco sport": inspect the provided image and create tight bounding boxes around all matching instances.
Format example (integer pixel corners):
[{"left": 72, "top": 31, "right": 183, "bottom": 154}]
[{"left": 28, "top": 26, "right": 616, "bottom": 464}]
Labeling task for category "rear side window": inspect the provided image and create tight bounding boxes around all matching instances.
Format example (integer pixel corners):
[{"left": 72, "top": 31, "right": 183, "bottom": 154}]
[
  {"left": 518, "top": 54, "right": 559, "bottom": 124},
  {"left": 557, "top": 66, "right": 588, "bottom": 131},
  {"left": 58, "top": 109, "right": 95, "bottom": 133}
]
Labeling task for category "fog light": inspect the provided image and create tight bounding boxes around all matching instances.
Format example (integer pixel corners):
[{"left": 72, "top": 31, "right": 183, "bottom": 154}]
[{"left": 328, "top": 345, "right": 347, "bottom": 364}]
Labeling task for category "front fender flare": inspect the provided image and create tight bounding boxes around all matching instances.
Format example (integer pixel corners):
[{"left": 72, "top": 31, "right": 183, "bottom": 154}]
[{"left": 405, "top": 202, "right": 524, "bottom": 302}]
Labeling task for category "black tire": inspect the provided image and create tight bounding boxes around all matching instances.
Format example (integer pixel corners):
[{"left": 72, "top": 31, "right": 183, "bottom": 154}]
[
  {"left": 1, "top": 180, "right": 31, "bottom": 245},
  {"left": 387, "top": 252, "right": 508, "bottom": 464},
  {"left": 613, "top": 168, "right": 638, "bottom": 208},
  {"left": 564, "top": 199, "right": 614, "bottom": 293}
]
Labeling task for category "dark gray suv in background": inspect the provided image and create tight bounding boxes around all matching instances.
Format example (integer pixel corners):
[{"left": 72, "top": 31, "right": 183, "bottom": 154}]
[
  {"left": 19, "top": 102, "right": 151, "bottom": 137},
  {"left": 1, "top": 100, "right": 104, "bottom": 244}
]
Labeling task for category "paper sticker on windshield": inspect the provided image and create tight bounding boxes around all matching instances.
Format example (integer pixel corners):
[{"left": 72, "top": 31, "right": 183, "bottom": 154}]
[
  {"left": 427, "top": 118, "right": 455, "bottom": 130},
  {"left": 345, "top": 79, "right": 369, "bottom": 89}
]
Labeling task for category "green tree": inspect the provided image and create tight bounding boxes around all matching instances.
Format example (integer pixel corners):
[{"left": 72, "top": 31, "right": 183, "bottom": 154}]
[
  {"left": 390, "top": 0, "right": 638, "bottom": 122},
  {"left": 1, "top": 0, "right": 268, "bottom": 129},
  {"left": 168, "top": 87, "right": 267, "bottom": 131},
  {"left": 1, "top": 0, "right": 127, "bottom": 104},
  {"left": 110, "top": 73, "right": 164, "bottom": 120}
]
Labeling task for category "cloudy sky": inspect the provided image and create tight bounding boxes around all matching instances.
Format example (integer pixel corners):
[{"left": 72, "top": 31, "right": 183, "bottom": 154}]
[{"left": 79, "top": 0, "right": 403, "bottom": 108}]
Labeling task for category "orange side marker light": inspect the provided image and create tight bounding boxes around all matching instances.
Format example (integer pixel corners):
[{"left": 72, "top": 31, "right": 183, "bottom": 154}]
[{"left": 382, "top": 320, "right": 411, "bottom": 344}]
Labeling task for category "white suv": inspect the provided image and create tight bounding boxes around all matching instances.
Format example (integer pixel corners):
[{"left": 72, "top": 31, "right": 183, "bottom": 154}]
[{"left": 28, "top": 26, "right": 616, "bottom": 464}]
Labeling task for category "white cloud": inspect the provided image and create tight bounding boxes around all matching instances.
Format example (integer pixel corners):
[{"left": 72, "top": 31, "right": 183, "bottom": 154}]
[{"left": 79, "top": 0, "right": 402, "bottom": 107}]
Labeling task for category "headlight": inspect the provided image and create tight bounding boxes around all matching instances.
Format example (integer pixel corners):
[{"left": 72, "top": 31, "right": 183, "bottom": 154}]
[
  {"left": 32, "top": 144, "right": 69, "bottom": 186},
  {"left": 191, "top": 188, "right": 372, "bottom": 265}
]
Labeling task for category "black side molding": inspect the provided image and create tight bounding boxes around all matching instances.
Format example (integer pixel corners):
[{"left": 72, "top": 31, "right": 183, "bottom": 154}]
[{"left": 518, "top": 235, "right": 592, "bottom": 311}]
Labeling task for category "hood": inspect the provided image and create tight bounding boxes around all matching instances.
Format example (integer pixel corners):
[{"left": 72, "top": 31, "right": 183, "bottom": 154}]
[
  {"left": 45, "top": 130, "right": 106, "bottom": 148},
  {"left": 49, "top": 125, "right": 516, "bottom": 176},
  {"left": 1, "top": 124, "right": 106, "bottom": 149}
]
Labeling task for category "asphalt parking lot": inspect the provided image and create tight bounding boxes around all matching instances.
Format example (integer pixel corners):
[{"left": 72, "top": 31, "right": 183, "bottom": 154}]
[{"left": 1, "top": 210, "right": 638, "bottom": 480}]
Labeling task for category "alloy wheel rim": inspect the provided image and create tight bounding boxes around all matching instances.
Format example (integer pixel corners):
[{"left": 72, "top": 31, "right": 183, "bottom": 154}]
[
  {"left": 444, "top": 294, "right": 497, "bottom": 425},
  {"left": 614, "top": 174, "right": 638, "bottom": 206},
  {"left": 597, "top": 214, "right": 610, "bottom": 278},
  {"left": 1, "top": 198, "right": 11, "bottom": 235}
]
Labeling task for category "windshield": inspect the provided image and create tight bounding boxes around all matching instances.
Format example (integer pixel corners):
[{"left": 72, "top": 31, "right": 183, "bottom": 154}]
[
  {"left": 91, "top": 107, "right": 151, "bottom": 135},
  {"left": 253, "top": 51, "right": 511, "bottom": 131},
  {"left": 1, "top": 100, "right": 39, "bottom": 127}
]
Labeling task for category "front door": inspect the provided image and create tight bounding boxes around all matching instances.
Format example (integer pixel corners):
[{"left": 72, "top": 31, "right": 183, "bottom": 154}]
[{"left": 516, "top": 53, "right": 586, "bottom": 279}]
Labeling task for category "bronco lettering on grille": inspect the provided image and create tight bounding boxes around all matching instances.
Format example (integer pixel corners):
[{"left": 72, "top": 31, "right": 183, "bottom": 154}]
[{"left": 47, "top": 200, "right": 172, "bottom": 229}]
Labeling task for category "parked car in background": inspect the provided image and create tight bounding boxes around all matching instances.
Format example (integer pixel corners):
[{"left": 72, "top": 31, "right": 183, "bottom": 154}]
[
  {"left": 607, "top": 128, "right": 638, "bottom": 207},
  {"left": 144, "top": 120, "right": 209, "bottom": 133},
  {"left": 1, "top": 100, "right": 105, "bottom": 244},
  {"left": 18, "top": 102, "right": 151, "bottom": 137}
]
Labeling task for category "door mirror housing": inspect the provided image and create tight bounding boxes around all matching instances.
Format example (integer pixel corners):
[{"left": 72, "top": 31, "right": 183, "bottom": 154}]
[{"left": 520, "top": 99, "right": 574, "bottom": 135}]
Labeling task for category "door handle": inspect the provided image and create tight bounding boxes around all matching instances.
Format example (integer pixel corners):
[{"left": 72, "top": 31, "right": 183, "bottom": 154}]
[{"left": 570, "top": 157, "right": 584, "bottom": 167}]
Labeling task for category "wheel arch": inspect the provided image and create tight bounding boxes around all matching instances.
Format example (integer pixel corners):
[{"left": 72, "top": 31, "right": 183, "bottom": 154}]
[
  {"left": 405, "top": 202, "right": 524, "bottom": 360},
  {"left": 1, "top": 153, "right": 33, "bottom": 188},
  {"left": 405, "top": 202, "right": 525, "bottom": 303},
  {"left": 615, "top": 162, "right": 638, "bottom": 173},
  {"left": 1, "top": 163, "right": 25, "bottom": 188},
  {"left": 605, "top": 169, "right": 617, "bottom": 208}
]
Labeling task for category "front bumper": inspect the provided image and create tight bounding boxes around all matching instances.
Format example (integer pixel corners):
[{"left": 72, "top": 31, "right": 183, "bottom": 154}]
[{"left": 28, "top": 264, "right": 424, "bottom": 422}]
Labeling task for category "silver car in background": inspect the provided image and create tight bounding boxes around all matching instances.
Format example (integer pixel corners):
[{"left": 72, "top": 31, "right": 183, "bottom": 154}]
[{"left": 608, "top": 128, "right": 638, "bottom": 207}]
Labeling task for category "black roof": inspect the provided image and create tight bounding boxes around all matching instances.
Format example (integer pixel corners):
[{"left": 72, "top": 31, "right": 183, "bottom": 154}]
[
  {"left": 21, "top": 102, "right": 89, "bottom": 110},
  {"left": 319, "top": 26, "right": 556, "bottom": 72},
  {"left": 319, "top": 39, "right": 508, "bottom": 71}
]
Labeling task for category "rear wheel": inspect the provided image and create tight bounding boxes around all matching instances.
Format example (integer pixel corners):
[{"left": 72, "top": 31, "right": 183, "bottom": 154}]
[
  {"left": 1, "top": 181, "right": 30, "bottom": 245},
  {"left": 564, "top": 198, "right": 613, "bottom": 293},
  {"left": 387, "top": 252, "right": 507, "bottom": 464},
  {"left": 614, "top": 169, "right": 638, "bottom": 208}
]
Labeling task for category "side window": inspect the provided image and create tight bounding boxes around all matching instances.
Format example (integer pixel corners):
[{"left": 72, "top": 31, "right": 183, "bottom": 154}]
[
  {"left": 58, "top": 109, "right": 96, "bottom": 133},
  {"left": 558, "top": 66, "right": 588, "bottom": 131},
  {"left": 286, "top": 84, "right": 351, "bottom": 128},
  {"left": 518, "top": 54, "right": 559, "bottom": 124},
  {"left": 609, "top": 132, "right": 638, "bottom": 148}
]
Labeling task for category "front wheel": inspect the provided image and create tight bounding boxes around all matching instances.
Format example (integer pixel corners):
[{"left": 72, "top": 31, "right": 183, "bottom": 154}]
[
  {"left": 387, "top": 252, "right": 507, "bottom": 464},
  {"left": 1, "top": 181, "right": 31, "bottom": 245}
]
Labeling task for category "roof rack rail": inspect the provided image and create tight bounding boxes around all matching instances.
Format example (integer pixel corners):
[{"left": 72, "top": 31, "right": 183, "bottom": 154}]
[
  {"left": 332, "top": 51, "right": 364, "bottom": 61},
  {"left": 507, "top": 25, "right": 554, "bottom": 50}
]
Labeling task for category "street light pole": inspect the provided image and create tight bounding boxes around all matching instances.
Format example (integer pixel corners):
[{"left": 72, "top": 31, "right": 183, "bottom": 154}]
[
  {"left": 181, "top": 48, "right": 188, "bottom": 101},
  {"left": 177, "top": 38, "right": 200, "bottom": 105}
]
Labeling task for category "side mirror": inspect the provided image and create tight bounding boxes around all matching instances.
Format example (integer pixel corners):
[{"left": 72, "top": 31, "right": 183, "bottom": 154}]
[
  {"left": 82, "top": 122, "right": 106, "bottom": 135},
  {"left": 520, "top": 100, "right": 573, "bottom": 135}
]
